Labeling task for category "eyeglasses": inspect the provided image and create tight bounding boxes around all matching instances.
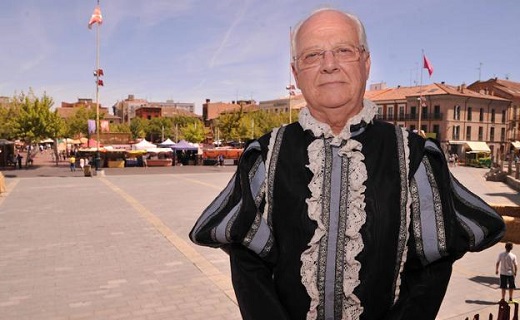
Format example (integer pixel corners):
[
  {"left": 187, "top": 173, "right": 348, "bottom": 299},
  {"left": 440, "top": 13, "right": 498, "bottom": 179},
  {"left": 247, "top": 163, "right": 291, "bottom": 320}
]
[{"left": 294, "top": 45, "right": 366, "bottom": 69}]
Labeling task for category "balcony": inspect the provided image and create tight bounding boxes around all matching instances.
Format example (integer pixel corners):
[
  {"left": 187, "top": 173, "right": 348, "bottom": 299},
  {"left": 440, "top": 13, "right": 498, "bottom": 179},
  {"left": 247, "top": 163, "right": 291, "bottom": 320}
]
[{"left": 376, "top": 113, "right": 444, "bottom": 121}]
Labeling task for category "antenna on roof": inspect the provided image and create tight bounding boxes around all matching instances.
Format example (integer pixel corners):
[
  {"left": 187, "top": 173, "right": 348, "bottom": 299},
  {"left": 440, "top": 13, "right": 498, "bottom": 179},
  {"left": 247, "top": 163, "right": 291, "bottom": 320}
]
[{"left": 477, "top": 62, "right": 483, "bottom": 81}]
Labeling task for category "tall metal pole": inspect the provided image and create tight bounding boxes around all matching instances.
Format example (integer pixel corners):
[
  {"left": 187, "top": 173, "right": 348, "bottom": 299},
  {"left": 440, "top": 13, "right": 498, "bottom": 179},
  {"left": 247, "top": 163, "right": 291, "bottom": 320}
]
[
  {"left": 418, "top": 50, "right": 424, "bottom": 136},
  {"left": 95, "top": 10, "right": 101, "bottom": 170},
  {"left": 288, "top": 26, "right": 293, "bottom": 124}
]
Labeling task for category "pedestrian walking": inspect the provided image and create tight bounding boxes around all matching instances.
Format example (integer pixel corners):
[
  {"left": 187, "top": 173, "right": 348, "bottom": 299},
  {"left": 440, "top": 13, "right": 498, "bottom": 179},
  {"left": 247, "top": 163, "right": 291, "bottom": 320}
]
[
  {"left": 496, "top": 242, "right": 518, "bottom": 302},
  {"left": 16, "top": 152, "right": 23, "bottom": 169},
  {"left": 69, "top": 155, "right": 76, "bottom": 172}
]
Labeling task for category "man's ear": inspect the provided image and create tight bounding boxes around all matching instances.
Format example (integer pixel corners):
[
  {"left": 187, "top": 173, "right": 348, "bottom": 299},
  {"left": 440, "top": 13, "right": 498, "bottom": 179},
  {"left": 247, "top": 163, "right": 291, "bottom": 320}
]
[{"left": 291, "top": 63, "right": 300, "bottom": 89}]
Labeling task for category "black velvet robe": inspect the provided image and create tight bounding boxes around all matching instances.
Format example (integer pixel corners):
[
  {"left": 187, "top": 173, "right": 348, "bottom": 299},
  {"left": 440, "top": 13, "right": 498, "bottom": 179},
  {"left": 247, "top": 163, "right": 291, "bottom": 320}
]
[{"left": 190, "top": 110, "right": 504, "bottom": 320}]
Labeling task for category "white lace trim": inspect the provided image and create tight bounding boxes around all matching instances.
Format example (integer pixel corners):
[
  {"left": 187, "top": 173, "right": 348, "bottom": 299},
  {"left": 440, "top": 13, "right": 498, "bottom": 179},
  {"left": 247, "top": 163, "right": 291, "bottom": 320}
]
[
  {"left": 263, "top": 127, "right": 279, "bottom": 221},
  {"left": 298, "top": 99, "right": 378, "bottom": 144},
  {"left": 393, "top": 127, "right": 412, "bottom": 303},
  {"left": 300, "top": 101, "right": 373, "bottom": 319},
  {"left": 301, "top": 138, "right": 327, "bottom": 320}
]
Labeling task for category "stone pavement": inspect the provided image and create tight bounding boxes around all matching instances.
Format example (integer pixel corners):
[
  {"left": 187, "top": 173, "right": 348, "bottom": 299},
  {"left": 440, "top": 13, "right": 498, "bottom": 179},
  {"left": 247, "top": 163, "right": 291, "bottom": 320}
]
[{"left": 0, "top": 153, "right": 519, "bottom": 320}]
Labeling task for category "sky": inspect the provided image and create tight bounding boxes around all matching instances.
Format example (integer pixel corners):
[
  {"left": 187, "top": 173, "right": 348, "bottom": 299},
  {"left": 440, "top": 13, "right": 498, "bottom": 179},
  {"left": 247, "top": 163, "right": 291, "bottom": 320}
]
[{"left": 1, "top": 0, "right": 519, "bottom": 115}]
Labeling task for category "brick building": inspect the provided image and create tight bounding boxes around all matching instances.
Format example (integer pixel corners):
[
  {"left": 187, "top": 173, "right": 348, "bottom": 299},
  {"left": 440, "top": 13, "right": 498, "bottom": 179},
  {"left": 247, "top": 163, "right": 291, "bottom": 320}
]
[{"left": 366, "top": 82, "right": 510, "bottom": 160}]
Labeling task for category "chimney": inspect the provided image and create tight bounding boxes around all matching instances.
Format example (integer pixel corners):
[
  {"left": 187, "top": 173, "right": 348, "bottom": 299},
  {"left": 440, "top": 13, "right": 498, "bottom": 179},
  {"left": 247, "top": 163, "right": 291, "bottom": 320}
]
[
  {"left": 460, "top": 83, "right": 466, "bottom": 93},
  {"left": 205, "top": 98, "right": 210, "bottom": 103}
]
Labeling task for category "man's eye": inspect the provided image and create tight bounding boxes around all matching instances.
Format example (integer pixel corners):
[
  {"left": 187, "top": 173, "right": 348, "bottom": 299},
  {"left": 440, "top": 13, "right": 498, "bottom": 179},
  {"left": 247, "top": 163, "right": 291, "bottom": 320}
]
[
  {"left": 336, "top": 47, "right": 355, "bottom": 55},
  {"left": 304, "top": 51, "right": 321, "bottom": 60}
]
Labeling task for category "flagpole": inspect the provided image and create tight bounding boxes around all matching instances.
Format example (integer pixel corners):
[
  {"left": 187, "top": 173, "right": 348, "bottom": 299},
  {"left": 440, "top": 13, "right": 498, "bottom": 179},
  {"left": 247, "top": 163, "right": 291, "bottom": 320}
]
[
  {"left": 418, "top": 49, "right": 424, "bottom": 136},
  {"left": 95, "top": 0, "right": 101, "bottom": 170},
  {"left": 288, "top": 27, "right": 292, "bottom": 124}
]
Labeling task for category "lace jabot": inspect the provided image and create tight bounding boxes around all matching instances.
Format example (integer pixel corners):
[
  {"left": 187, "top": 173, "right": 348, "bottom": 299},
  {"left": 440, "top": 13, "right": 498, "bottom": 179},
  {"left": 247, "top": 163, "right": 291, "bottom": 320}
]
[
  {"left": 298, "top": 99, "right": 376, "bottom": 319},
  {"left": 298, "top": 99, "right": 378, "bottom": 145}
]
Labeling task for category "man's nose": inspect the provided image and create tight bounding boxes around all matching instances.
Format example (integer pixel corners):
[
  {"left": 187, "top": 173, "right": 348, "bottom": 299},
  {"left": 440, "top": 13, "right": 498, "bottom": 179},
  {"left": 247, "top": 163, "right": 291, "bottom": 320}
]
[{"left": 320, "top": 50, "right": 339, "bottom": 73}]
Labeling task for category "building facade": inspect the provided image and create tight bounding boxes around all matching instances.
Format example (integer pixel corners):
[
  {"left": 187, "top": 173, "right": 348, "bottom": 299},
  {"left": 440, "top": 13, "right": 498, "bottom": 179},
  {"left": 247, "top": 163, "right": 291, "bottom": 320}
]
[
  {"left": 258, "top": 94, "right": 307, "bottom": 114},
  {"left": 468, "top": 78, "right": 520, "bottom": 143},
  {"left": 56, "top": 98, "right": 117, "bottom": 122},
  {"left": 366, "top": 82, "right": 510, "bottom": 160},
  {"left": 113, "top": 95, "right": 195, "bottom": 124}
]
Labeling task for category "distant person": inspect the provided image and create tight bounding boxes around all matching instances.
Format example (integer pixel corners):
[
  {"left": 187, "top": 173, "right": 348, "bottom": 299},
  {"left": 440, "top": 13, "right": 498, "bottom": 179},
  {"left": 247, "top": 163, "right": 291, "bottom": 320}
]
[
  {"left": 496, "top": 242, "right": 518, "bottom": 302},
  {"left": 79, "top": 158, "right": 85, "bottom": 171},
  {"left": 16, "top": 152, "right": 23, "bottom": 169},
  {"left": 69, "top": 155, "right": 76, "bottom": 172},
  {"left": 218, "top": 154, "right": 224, "bottom": 167}
]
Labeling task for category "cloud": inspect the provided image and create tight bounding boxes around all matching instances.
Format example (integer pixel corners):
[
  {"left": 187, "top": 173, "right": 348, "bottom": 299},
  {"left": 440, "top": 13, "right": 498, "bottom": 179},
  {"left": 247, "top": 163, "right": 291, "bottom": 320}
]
[{"left": 208, "top": 0, "right": 251, "bottom": 68}]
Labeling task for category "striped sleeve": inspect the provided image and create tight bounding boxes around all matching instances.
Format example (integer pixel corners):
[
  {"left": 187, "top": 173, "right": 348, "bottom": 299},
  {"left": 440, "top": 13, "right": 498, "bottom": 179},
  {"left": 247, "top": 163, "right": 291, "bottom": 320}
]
[
  {"left": 189, "top": 141, "right": 276, "bottom": 259},
  {"left": 410, "top": 139, "right": 505, "bottom": 265}
]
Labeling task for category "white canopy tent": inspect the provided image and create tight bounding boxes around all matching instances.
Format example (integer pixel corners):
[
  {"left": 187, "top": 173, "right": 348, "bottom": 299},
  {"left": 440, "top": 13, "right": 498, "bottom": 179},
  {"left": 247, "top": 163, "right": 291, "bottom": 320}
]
[
  {"left": 132, "top": 139, "right": 157, "bottom": 150},
  {"left": 158, "top": 138, "right": 176, "bottom": 147}
]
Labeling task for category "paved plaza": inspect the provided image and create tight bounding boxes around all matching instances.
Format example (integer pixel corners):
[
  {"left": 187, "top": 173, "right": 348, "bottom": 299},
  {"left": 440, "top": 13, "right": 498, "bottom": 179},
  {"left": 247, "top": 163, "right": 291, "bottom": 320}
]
[{"left": 1, "top": 154, "right": 520, "bottom": 319}]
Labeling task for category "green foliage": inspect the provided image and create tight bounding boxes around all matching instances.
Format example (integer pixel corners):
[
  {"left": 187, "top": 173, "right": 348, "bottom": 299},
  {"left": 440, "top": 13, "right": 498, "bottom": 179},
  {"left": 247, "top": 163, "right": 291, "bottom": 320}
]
[
  {"left": 9, "top": 89, "right": 61, "bottom": 143},
  {"left": 109, "top": 123, "right": 131, "bottom": 133},
  {"left": 215, "top": 110, "right": 298, "bottom": 142},
  {"left": 181, "top": 120, "right": 205, "bottom": 143},
  {"left": 147, "top": 117, "right": 173, "bottom": 142},
  {"left": 63, "top": 106, "right": 99, "bottom": 138},
  {"left": 130, "top": 117, "right": 147, "bottom": 139}
]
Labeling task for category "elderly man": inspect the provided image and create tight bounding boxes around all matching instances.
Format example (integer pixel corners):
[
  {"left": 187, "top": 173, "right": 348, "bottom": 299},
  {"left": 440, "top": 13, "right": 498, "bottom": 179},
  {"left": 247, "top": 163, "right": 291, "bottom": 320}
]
[{"left": 190, "top": 8, "right": 504, "bottom": 320}]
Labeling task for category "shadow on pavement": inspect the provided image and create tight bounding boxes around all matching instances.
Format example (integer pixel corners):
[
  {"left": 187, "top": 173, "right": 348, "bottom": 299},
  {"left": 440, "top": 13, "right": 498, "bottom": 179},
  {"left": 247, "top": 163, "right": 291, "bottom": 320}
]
[
  {"left": 469, "top": 275, "right": 500, "bottom": 288},
  {"left": 465, "top": 299, "right": 499, "bottom": 306}
]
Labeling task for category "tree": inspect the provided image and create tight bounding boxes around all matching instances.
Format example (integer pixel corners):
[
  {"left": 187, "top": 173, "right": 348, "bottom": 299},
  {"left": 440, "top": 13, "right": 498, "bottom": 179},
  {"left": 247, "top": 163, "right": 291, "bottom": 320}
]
[
  {"left": 147, "top": 117, "right": 173, "bottom": 143},
  {"left": 63, "top": 106, "right": 98, "bottom": 138},
  {"left": 130, "top": 117, "right": 147, "bottom": 139},
  {"left": 10, "top": 89, "right": 63, "bottom": 166},
  {"left": 109, "top": 123, "right": 131, "bottom": 134},
  {"left": 181, "top": 120, "right": 205, "bottom": 143}
]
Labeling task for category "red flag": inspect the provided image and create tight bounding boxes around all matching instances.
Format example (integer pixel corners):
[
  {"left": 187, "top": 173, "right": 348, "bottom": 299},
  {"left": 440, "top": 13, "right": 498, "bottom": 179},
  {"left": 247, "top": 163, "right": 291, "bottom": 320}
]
[
  {"left": 423, "top": 54, "right": 434, "bottom": 77},
  {"left": 88, "top": 5, "right": 103, "bottom": 29},
  {"left": 97, "top": 79, "right": 104, "bottom": 86}
]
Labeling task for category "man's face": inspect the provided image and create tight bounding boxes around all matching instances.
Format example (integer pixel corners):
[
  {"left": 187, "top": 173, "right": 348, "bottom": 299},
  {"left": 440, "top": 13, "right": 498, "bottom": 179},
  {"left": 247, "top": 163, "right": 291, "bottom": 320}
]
[{"left": 292, "top": 11, "right": 371, "bottom": 114}]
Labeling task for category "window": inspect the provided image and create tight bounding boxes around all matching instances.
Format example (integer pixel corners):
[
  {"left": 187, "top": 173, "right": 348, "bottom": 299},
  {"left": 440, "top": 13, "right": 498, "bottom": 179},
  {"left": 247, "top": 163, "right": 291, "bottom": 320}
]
[
  {"left": 478, "top": 126, "right": 483, "bottom": 141},
  {"left": 377, "top": 106, "right": 383, "bottom": 119},
  {"left": 434, "top": 105, "right": 441, "bottom": 119},
  {"left": 491, "top": 109, "right": 496, "bottom": 122},
  {"left": 388, "top": 106, "right": 394, "bottom": 120},
  {"left": 479, "top": 108, "right": 484, "bottom": 122},
  {"left": 502, "top": 110, "right": 507, "bottom": 124},
  {"left": 398, "top": 105, "right": 405, "bottom": 120},
  {"left": 454, "top": 105, "right": 461, "bottom": 120},
  {"left": 422, "top": 105, "right": 427, "bottom": 119},
  {"left": 466, "top": 126, "right": 472, "bottom": 140},
  {"left": 467, "top": 107, "right": 472, "bottom": 121},
  {"left": 501, "top": 128, "right": 506, "bottom": 141},
  {"left": 490, "top": 127, "right": 495, "bottom": 142},
  {"left": 411, "top": 106, "right": 417, "bottom": 119},
  {"left": 452, "top": 125, "right": 460, "bottom": 140}
]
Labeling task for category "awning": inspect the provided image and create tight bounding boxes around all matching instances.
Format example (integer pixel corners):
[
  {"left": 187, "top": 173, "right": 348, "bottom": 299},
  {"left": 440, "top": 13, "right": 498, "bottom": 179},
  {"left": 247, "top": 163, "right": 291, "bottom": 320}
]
[
  {"left": 511, "top": 141, "right": 520, "bottom": 150},
  {"left": 448, "top": 140, "right": 467, "bottom": 145},
  {"left": 464, "top": 141, "right": 491, "bottom": 153}
]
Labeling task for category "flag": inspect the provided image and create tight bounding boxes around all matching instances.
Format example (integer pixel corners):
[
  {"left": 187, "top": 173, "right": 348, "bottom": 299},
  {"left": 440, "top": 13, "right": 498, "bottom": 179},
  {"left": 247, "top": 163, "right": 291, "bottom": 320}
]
[
  {"left": 100, "top": 120, "right": 110, "bottom": 133},
  {"left": 97, "top": 79, "right": 104, "bottom": 86},
  {"left": 88, "top": 5, "right": 103, "bottom": 29},
  {"left": 88, "top": 119, "right": 96, "bottom": 134},
  {"left": 423, "top": 54, "right": 434, "bottom": 77}
]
